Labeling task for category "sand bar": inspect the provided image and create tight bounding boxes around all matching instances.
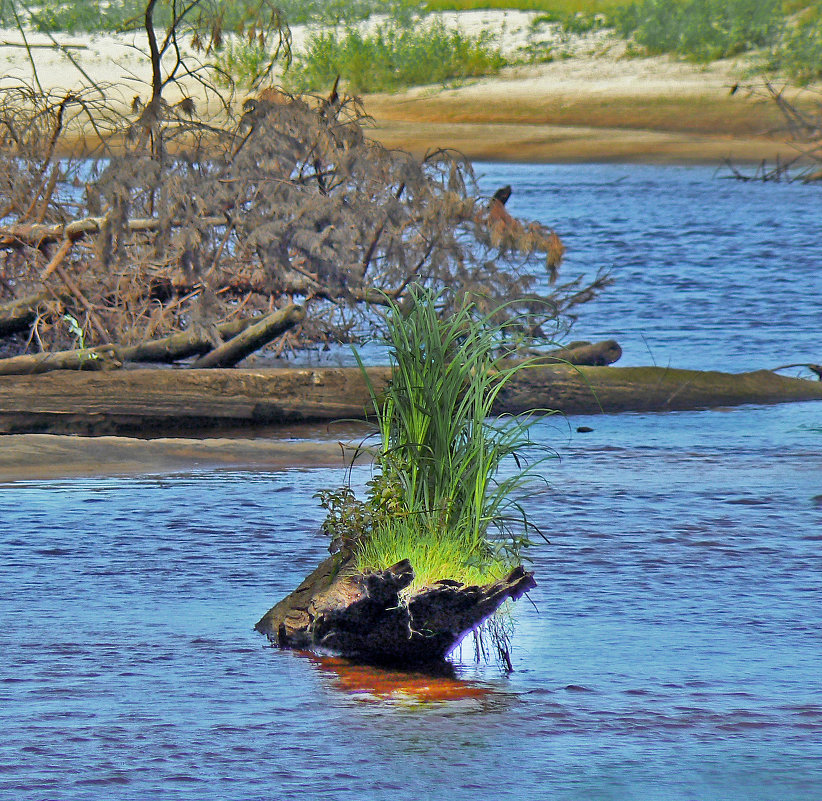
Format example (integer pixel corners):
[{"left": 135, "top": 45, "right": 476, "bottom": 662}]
[{"left": 1, "top": 12, "right": 810, "bottom": 163}]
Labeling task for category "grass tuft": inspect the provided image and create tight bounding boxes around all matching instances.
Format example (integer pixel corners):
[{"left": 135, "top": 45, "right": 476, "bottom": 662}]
[
  {"left": 325, "top": 286, "right": 554, "bottom": 589},
  {"left": 356, "top": 517, "right": 511, "bottom": 594}
]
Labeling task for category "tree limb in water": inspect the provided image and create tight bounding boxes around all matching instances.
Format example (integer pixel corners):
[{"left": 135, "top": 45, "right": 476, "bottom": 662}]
[
  {"left": 190, "top": 304, "right": 306, "bottom": 367},
  {"left": 0, "top": 306, "right": 303, "bottom": 375}
]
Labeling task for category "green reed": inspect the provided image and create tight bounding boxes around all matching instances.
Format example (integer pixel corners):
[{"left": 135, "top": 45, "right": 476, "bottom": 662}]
[{"left": 349, "top": 288, "right": 551, "bottom": 588}]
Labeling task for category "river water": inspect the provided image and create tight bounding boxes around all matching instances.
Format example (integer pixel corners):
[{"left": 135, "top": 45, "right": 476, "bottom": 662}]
[{"left": 2, "top": 164, "right": 821, "bottom": 800}]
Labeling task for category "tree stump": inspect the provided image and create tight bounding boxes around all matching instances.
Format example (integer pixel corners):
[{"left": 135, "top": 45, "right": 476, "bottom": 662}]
[{"left": 255, "top": 555, "right": 536, "bottom": 666}]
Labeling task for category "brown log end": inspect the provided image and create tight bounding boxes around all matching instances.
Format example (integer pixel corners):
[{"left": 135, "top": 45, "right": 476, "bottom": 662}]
[{"left": 256, "top": 557, "right": 536, "bottom": 666}]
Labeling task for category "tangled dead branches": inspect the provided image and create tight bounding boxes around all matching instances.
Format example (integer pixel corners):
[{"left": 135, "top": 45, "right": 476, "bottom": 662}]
[
  {"left": 0, "top": 2, "right": 610, "bottom": 358},
  {"left": 726, "top": 80, "right": 822, "bottom": 183}
]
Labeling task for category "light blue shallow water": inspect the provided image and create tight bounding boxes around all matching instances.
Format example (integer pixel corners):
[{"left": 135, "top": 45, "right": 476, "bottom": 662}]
[{"left": 1, "top": 164, "right": 821, "bottom": 800}]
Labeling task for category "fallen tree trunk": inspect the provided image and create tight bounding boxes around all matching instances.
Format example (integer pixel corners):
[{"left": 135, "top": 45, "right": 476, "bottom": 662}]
[
  {"left": 114, "top": 317, "right": 255, "bottom": 364},
  {"left": 494, "top": 364, "right": 822, "bottom": 414},
  {"left": 255, "top": 553, "right": 536, "bottom": 665},
  {"left": 0, "top": 306, "right": 304, "bottom": 376},
  {"left": 0, "top": 346, "right": 121, "bottom": 376},
  {"left": 1, "top": 363, "right": 821, "bottom": 435},
  {"left": 190, "top": 305, "right": 306, "bottom": 368},
  {"left": 0, "top": 214, "right": 227, "bottom": 249}
]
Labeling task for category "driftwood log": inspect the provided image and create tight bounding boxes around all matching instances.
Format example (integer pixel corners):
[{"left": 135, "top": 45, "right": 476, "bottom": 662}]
[
  {"left": 255, "top": 553, "right": 536, "bottom": 665},
  {"left": 0, "top": 346, "right": 122, "bottom": 376},
  {"left": 0, "top": 215, "right": 227, "bottom": 250},
  {"left": 538, "top": 339, "right": 622, "bottom": 366},
  {"left": 1, "top": 363, "right": 822, "bottom": 434},
  {"left": 0, "top": 329, "right": 608, "bottom": 377},
  {"left": 0, "top": 305, "right": 304, "bottom": 375},
  {"left": 190, "top": 305, "right": 306, "bottom": 368}
]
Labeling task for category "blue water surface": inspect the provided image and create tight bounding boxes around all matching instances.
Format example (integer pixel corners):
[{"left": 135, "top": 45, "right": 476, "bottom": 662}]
[{"left": 2, "top": 164, "right": 822, "bottom": 800}]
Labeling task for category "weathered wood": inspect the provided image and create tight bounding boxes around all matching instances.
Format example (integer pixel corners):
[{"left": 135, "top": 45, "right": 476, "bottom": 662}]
[
  {"left": 114, "top": 317, "right": 255, "bottom": 363},
  {"left": 0, "top": 214, "right": 227, "bottom": 249},
  {"left": 190, "top": 305, "right": 306, "bottom": 368},
  {"left": 0, "top": 346, "right": 121, "bottom": 376},
  {"left": 537, "top": 339, "right": 622, "bottom": 366},
  {"left": 0, "top": 310, "right": 303, "bottom": 376},
  {"left": 0, "top": 365, "right": 390, "bottom": 434},
  {"left": 0, "top": 364, "right": 821, "bottom": 435},
  {"left": 255, "top": 555, "right": 536, "bottom": 665},
  {"left": 493, "top": 364, "right": 822, "bottom": 414}
]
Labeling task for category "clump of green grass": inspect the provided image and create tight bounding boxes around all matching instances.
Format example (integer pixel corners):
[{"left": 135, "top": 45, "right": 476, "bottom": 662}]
[
  {"left": 317, "top": 287, "right": 551, "bottom": 594},
  {"left": 355, "top": 517, "right": 512, "bottom": 591},
  {"left": 285, "top": 14, "right": 506, "bottom": 93}
]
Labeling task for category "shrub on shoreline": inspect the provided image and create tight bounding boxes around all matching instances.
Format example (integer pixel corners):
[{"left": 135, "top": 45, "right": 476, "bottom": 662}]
[
  {"left": 285, "top": 13, "right": 506, "bottom": 93},
  {"left": 611, "top": 0, "right": 783, "bottom": 61}
]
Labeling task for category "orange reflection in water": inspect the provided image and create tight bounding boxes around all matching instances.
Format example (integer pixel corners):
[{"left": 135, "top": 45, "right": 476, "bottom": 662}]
[{"left": 302, "top": 652, "right": 505, "bottom": 706}]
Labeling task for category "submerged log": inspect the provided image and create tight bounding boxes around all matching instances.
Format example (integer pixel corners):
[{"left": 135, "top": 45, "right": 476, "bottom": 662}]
[
  {"left": 1, "top": 364, "right": 821, "bottom": 435},
  {"left": 255, "top": 554, "right": 536, "bottom": 665}
]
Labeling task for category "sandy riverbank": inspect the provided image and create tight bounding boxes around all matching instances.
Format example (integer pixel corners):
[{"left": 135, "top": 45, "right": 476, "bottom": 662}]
[
  {"left": 1, "top": 11, "right": 809, "bottom": 164},
  {"left": 363, "top": 55, "right": 796, "bottom": 163}
]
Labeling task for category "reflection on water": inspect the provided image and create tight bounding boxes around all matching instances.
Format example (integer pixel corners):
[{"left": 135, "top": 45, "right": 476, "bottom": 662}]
[{"left": 303, "top": 652, "right": 510, "bottom": 709}]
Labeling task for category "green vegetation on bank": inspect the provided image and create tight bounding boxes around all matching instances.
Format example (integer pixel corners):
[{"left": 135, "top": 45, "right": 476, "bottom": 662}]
[
  {"left": 317, "top": 289, "right": 549, "bottom": 593},
  {"left": 418, "top": 0, "right": 822, "bottom": 84},
  {"left": 766, "top": 0, "right": 822, "bottom": 83},
  {"left": 612, "top": 0, "right": 781, "bottom": 61},
  {"left": 286, "top": 14, "right": 506, "bottom": 93},
  {"left": 1, "top": 0, "right": 819, "bottom": 86},
  {"left": 612, "top": 0, "right": 822, "bottom": 82},
  {"left": 424, "top": 0, "right": 622, "bottom": 12}
]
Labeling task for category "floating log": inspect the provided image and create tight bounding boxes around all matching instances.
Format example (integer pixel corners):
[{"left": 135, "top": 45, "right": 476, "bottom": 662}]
[
  {"left": 255, "top": 554, "right": 536, "bottom": 665},
  {"left": 1, "top": 364, "right": 821, "bottom": 435}
]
